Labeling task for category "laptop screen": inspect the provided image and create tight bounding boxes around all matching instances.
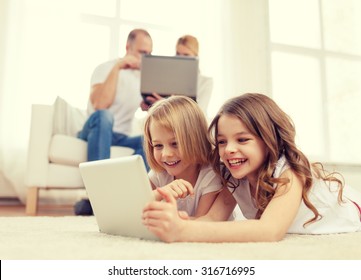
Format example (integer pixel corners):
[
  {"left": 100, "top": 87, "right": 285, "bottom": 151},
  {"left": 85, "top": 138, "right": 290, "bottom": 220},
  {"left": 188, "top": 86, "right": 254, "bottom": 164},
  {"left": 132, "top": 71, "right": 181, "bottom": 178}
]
[{"left": 140, "top": 54, "right": 199, "bottom": 101}]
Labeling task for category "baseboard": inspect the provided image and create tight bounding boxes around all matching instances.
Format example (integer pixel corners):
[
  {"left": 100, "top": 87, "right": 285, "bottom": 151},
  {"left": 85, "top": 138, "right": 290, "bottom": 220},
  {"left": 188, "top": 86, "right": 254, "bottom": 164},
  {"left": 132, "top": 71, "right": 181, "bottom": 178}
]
[{"left": 0, "top": 197, "right": 22, "bottom": 205}]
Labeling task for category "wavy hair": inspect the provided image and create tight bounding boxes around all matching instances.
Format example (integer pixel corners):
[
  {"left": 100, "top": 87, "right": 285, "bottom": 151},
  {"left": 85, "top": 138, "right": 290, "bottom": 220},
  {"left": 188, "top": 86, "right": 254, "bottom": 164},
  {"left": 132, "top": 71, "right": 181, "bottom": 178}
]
[
  {"left": 208, "top": 93, "right": 344, "bottom": 226},
  {"left": 144, "top": 96, "right": 211, "bottom": 172}
]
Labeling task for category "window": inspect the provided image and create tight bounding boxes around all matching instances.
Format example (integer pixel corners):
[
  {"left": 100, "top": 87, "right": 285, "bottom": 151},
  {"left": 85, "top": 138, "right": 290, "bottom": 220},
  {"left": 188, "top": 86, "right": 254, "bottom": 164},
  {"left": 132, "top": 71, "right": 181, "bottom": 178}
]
[
  {"left": 268, "top": 0, "right": 361, "bottom": 164},
  {"left": 79, "top": 0, "right": 221, "bottom": 117}
]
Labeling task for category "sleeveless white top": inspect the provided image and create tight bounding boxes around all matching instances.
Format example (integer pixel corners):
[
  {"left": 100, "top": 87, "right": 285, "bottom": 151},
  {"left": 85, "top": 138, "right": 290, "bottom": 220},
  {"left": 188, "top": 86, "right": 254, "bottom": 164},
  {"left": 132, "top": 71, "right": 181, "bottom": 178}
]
[{"left": 229, "top": 155, "right": 361, "bottom": 234}]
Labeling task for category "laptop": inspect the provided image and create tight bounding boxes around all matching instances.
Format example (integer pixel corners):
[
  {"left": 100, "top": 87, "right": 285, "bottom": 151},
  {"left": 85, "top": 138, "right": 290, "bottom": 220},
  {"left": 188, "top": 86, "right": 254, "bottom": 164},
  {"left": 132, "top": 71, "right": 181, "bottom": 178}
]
[
  {"left": 79, "top": 155, "right": 158, "bottom": 241},
  {"left": 140, "top": 54, "right": 199, "bottom": 104}
]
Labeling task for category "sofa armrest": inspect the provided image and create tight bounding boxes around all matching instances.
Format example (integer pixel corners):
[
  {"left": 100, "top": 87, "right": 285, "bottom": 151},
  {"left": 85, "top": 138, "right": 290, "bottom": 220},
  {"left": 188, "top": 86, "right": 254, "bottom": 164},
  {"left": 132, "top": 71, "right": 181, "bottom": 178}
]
[{"left": 25, "top": 104, "right": 53, "bottom": 187}]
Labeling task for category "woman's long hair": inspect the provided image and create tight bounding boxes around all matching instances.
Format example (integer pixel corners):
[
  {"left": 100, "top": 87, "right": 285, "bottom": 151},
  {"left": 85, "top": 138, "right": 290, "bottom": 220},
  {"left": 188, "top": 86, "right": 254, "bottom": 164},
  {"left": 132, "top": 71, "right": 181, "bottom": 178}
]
[{"left": 208, "top": 93, "right": 344, "bottom": 226}]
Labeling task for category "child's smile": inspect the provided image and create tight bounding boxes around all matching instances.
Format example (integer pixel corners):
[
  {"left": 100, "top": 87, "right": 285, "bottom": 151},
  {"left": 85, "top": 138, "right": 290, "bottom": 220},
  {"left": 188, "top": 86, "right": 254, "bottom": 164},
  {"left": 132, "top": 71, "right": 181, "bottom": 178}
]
[
  {"left": 217, "top": 114, "right": 267, "bottom": 186},
  {"left": 164, "top": 160, "right": 181, "bottom": 167},
  {"left": 228, "top": 158, "right": 247, "bottom": 167},
  {"left": 150, "top": 122, "right": 199, "bottom": 184}
]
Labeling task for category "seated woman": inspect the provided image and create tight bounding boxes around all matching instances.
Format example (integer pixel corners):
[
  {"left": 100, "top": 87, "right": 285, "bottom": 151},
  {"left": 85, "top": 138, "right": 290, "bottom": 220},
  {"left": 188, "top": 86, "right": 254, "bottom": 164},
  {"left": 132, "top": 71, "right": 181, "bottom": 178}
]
[{"left": 141, "top": 34, "right": 213, "bottom": 117}]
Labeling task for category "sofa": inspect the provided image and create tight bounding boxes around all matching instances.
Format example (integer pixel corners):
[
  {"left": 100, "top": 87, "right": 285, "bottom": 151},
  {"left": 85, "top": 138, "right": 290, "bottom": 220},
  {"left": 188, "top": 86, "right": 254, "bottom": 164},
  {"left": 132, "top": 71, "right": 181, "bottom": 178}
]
[{"left": 25, "top": 97, "right": 138, "bottom": 215}]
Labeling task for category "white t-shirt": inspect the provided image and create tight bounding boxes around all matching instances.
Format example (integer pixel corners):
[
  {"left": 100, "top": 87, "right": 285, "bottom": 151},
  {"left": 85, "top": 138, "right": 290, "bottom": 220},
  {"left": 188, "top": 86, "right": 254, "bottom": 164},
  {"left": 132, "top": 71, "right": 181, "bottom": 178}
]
[
  {"left": 228, "top": 155, "right": 361, "bottom": 234},
  {"left": 197, "top": 75, "right": 213, "bottom": 116},
  {"left": 148, "top": 165, "right": 222, "bottom": 217},
  {"left": 88, "top": 59, "right": 142, "bottom": 135}
]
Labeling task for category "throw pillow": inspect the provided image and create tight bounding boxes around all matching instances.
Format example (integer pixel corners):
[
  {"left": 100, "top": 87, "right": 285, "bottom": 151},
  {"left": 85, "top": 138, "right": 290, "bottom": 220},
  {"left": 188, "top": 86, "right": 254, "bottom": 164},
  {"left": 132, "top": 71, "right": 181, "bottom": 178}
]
[{"left": 52, "top": 96, "right": 86, "bottom": 136}]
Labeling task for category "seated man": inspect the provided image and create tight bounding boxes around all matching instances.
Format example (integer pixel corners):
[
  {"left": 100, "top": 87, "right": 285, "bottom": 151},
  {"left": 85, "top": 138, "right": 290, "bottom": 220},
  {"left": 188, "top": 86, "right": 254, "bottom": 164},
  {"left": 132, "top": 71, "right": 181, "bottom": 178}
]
[{"left": 75, "top": 29, "right": 153, "bottom": 215}]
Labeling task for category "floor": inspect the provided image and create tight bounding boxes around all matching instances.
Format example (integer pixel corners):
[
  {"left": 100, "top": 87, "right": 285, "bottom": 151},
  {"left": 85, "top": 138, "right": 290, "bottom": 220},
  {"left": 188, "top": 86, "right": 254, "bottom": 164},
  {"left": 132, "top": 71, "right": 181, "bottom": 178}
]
[{"left": 0, "top": 198, "right": 75, "bottom": 216}]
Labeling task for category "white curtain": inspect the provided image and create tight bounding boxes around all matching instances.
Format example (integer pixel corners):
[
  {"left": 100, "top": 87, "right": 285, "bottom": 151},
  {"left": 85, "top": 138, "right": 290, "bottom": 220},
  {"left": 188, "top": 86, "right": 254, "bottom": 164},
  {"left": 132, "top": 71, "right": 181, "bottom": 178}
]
[
  {"left": 0, "top": 0, "right": 30, "bottom": 201},
  {"left": 0, "top": 0, "right": 104, "bottom": 202}
]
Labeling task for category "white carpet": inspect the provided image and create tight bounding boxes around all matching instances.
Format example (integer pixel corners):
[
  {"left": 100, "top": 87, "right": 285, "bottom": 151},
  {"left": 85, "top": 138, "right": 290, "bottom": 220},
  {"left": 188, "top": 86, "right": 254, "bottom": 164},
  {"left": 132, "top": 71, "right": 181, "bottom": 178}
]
[{"left": 1, "top": 216, "right": 361, "bottom": 260}]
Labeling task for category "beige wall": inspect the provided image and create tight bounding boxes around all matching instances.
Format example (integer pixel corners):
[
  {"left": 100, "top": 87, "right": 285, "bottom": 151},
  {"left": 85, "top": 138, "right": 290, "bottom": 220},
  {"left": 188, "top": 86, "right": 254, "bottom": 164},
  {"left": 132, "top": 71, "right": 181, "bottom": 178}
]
[
  {"left": 231, "top": 0, "right": 271, "bottom": 95},
  {"left": 324, "top": 164, "right": 361, "bottom": 192},
  {"left": 222, "top": 0, "right": 271, "bottom": 98}
]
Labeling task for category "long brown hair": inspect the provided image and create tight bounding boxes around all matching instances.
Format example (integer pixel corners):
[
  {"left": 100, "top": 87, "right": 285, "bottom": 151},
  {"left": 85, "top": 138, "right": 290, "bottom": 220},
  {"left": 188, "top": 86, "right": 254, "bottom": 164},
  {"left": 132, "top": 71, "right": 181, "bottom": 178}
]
[{"left": 208, "top": 93, "right": 344, "bottom": 226}]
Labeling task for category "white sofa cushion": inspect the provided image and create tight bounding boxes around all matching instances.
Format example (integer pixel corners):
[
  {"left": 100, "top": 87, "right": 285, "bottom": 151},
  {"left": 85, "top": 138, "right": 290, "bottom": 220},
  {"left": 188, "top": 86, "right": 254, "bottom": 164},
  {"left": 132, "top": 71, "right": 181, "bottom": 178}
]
[
  {"left": 49, "top": 134, "right": 135, "bottom": 166},
  {"left": 52, "top": 96, "right": 87, "bottom": 137},
  {"left": 47, "top": 163, "right": 84, "bottom": 187}
]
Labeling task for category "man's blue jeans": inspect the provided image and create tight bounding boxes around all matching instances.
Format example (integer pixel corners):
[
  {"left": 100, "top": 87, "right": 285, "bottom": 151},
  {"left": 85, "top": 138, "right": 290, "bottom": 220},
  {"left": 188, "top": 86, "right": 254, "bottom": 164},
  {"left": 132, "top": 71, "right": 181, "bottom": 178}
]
[{"left": 77, "top": 110, "right": 148, "bottom": 170}]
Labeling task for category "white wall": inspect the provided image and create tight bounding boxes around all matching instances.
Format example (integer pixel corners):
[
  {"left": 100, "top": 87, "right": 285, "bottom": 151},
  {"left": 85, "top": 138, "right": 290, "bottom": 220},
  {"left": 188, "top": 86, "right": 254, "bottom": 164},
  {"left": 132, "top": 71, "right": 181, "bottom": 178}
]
[{"left": 228, "top": 0, "right": 271, "bottom": 96}]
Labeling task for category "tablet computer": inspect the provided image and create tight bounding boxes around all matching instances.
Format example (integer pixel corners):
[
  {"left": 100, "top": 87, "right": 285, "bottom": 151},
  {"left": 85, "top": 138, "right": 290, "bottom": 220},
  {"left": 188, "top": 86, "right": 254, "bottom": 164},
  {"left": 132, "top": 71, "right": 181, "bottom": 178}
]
[
  {"left": 140, "top": 54, "right": 198, "bottom": 105},
  {"left": 79, "top": 155, "right": 158, "bottom": 240}
]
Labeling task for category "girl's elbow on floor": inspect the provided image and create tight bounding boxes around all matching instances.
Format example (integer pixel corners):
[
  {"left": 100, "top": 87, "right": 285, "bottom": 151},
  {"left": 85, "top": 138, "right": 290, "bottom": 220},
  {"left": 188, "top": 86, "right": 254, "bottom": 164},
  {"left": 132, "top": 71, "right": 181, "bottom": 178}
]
[
  {"left": 267, "top": 232, "right": 286, "bottom": 242},
  {"left": 260, "top": 227, "right": 287, "bottom": 242}
]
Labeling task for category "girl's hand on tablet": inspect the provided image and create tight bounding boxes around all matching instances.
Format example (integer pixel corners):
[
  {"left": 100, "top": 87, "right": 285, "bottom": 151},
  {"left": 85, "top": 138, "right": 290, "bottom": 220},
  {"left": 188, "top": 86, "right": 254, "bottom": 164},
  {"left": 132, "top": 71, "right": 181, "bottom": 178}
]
[
  {"left": 143, "top": 188, "right": 187, "bottom": 242},
  {"left": 162, "top": 179, "right": 194, "bottom": 199}
]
